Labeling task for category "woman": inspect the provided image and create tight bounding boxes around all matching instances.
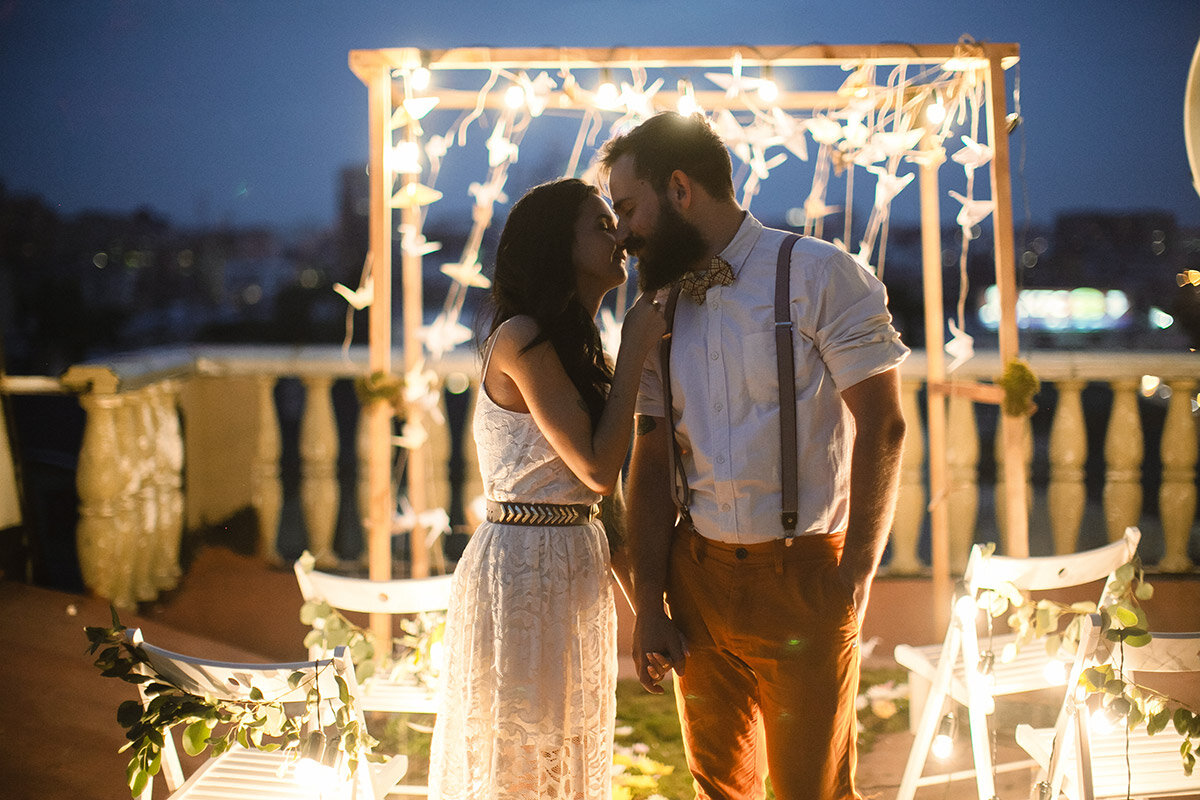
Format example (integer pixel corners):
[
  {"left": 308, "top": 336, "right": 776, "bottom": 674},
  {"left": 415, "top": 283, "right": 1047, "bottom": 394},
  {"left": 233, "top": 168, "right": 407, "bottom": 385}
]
[{"left": 428, "top": 178, "right": 664, "bottom": 800}]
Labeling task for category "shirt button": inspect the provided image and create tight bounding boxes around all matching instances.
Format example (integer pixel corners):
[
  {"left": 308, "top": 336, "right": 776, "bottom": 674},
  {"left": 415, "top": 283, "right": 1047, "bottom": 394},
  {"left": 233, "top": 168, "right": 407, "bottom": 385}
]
[
  {"left": 721, "top": 503, "right": 730, "bottom": 512},
  {"left": 714, "top": 402, "right": 723, "bottom": 412},
  {"left": 711, "top": 352, "right": 719, "bottom": 361},
  {"left": 716, "top": 455, "right": 725, "bottom": 465},
  {"left": 735, "top": 547, "right": 748, "bottom": 560}
]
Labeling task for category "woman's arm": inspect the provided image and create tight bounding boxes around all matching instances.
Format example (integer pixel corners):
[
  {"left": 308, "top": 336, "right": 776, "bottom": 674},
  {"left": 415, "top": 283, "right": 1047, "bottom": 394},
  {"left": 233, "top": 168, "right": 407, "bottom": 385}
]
[{"left": 490, "top": 295, "right": 663, "bottom": 494}]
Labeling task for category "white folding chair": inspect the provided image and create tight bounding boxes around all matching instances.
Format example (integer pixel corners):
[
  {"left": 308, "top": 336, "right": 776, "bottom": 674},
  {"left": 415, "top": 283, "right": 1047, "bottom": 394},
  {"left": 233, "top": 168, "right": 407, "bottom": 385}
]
[
  {"left": 125, "top": 629, "right": 408, "bottom": 800},
  {"left": 1016, "top": 613, "right": 1200, "bottom": 800},
  {"left": 295, "top": 564, "right": 455, "bottom": 796},
  {"left": 894, "top": 528, "right": 1142, "bottom": 800}
]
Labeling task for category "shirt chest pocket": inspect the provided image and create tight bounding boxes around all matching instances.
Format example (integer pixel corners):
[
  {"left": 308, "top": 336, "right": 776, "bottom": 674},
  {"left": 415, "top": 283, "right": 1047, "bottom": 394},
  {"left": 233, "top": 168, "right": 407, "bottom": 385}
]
[
  {"left": 740, "top": 331, "right": 780, "bottom": 407},
  {"left": 739, "top": 326, "right": 818, "bottom": 407}
]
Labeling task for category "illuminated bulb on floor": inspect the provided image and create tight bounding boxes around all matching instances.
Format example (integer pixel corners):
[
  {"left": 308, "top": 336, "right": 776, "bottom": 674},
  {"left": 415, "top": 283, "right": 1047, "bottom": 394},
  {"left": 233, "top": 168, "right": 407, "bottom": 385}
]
[
  {"left": 1042, "top": 657, "right": 1069, "bottom": 685},
  {"left": 295, "top": 731, "right": 343, "bottom": 795},
  {"left": 1089, "top": 704, "right": 1122, "bottom": 736},
  {"left": 931, "top": 713, "right": 956, "bottom": 760}
]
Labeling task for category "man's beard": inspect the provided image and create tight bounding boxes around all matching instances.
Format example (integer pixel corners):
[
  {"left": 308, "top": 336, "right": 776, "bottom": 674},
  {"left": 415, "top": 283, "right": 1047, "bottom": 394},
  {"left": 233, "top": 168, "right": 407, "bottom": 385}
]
[{"left": 628, "top": 199, "right": 709, "bottom": 292}]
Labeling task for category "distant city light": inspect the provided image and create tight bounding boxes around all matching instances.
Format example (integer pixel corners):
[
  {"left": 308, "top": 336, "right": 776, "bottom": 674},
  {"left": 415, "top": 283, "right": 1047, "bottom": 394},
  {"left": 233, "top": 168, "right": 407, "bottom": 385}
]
[
  {"left": 92, "top": 252, "right": 108, "bottom": 269},
  {"left": 978, "top": 286, "right": 1131, "bottom": 331},
  {"left": 1148, "top": 307, "right": 1174, "bottom": 329},
  {"left": 299, "top": 268, "right": 320, "bottom": 289},
  {"left": 785, "top": 207, "right": 807, "bottom": 227}
]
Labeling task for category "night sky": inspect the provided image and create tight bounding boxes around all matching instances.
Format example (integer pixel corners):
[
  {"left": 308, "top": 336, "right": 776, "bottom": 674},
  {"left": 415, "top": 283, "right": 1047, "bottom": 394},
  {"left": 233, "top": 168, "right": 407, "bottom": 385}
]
[{"left": 2, "top": 0, "right": 1199, "bottom": 232}]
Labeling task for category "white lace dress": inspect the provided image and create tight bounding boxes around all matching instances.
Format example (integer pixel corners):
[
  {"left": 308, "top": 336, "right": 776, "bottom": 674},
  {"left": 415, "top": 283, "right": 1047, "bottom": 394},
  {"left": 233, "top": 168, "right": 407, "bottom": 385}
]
[{"left": 428, "top": 377, "right": 617, "bottom": 800}]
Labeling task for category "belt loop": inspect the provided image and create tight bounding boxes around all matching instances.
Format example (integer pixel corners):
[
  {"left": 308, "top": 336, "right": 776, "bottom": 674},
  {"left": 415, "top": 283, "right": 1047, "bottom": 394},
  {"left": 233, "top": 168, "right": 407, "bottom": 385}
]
[{"left": 773, "top": 538, "right": 784, "bottom": 575}]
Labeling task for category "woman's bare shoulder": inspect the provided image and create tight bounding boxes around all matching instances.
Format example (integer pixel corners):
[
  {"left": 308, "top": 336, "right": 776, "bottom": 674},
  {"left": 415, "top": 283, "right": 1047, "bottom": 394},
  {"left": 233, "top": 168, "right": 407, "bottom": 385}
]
[{"left": 491, "top": 315, "right": 542, "bottom": 354}]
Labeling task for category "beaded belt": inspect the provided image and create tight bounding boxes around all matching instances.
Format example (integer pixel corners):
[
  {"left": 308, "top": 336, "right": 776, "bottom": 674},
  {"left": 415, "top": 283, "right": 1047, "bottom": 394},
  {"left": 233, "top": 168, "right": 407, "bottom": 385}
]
[{"left": 485, "top": 499, "right": 600, "bottom": 526}]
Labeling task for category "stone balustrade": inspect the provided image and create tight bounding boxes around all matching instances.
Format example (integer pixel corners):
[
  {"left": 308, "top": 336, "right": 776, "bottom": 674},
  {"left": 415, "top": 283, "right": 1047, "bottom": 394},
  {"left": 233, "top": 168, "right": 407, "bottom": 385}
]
[{"left": 6, "top": 345, "right": 1196, "bottom": 608}]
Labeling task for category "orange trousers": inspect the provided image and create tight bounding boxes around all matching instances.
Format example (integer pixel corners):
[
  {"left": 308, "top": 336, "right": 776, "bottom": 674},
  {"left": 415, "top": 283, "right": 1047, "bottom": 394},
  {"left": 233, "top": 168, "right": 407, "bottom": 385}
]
[{"left": 666, "top": 522, "right": 863, "bottom": 800}]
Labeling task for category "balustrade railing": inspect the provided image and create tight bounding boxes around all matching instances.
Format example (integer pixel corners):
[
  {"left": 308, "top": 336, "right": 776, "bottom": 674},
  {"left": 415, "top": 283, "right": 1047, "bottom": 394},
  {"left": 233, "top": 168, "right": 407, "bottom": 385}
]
[{"left": 3, "top": 345, "right": 1196, "bottom": 609}]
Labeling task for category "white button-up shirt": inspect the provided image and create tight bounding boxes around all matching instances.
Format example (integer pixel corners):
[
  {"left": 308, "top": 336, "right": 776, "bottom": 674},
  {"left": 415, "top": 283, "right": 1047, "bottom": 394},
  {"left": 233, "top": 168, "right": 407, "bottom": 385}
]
[{"left": 636, "top": 214, "right": 909, "bottom": 543}]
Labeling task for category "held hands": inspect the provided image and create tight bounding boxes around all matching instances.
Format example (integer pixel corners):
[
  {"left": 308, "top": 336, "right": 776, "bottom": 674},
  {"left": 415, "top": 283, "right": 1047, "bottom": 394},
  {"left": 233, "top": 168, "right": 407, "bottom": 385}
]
[{"left": 631, "top": 610, "right": 688, "bottom": 694}]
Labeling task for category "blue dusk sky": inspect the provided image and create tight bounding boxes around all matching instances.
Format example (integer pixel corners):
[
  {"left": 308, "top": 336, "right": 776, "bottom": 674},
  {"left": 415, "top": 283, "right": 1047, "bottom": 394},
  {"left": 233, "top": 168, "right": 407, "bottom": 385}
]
[{"left": 1, "top": 0, "right": 1198, "bottom": 232}]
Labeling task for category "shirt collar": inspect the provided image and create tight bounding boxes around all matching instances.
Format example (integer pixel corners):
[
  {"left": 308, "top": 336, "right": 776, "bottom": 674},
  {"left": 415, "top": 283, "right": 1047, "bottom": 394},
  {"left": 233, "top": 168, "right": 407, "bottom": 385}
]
[{"left": 717, "top": 211, "right": 763, "bottom": 278}]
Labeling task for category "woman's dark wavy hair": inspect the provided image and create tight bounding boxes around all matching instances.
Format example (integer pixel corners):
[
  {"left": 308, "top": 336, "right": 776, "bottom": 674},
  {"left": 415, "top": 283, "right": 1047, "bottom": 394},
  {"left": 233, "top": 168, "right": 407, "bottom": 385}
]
[{"left": 485, "top": 178, "right": 613, "bottom": 425}]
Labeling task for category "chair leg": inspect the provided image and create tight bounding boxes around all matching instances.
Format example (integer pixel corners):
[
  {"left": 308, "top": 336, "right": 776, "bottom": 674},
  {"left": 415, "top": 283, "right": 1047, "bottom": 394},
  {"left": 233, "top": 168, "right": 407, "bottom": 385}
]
[{"left": 897, "top": 623, "right": 964, "bottom": 800}]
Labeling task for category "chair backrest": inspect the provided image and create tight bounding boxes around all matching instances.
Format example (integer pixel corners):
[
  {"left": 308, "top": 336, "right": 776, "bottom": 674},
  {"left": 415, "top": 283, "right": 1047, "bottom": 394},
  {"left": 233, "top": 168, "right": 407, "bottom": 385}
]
[
  {"left": 294, "top": 562, "right": 455, "bottom": 615},
  {"left": 128, "top": 628, "right": 362, "bottom": 714},
  {"left": 965, "top": 527, "right": 1141, "bottom": 595},
  {"left": 1073, "top": 614, "right": 1200, "bottom": 799}
]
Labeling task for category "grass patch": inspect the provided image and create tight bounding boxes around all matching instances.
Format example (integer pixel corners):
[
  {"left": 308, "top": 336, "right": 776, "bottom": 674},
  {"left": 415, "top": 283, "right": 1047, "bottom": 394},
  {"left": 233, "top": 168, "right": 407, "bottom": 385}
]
[{"left": 369, "top": 669, "right": 908, "bottom": 799}]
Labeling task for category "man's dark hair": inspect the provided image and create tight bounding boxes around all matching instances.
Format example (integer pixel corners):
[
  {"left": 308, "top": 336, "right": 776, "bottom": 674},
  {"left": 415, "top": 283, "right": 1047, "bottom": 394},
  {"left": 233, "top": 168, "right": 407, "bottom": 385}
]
[{"left": 599, "top": 112, "right": 736, "bottom": 202}]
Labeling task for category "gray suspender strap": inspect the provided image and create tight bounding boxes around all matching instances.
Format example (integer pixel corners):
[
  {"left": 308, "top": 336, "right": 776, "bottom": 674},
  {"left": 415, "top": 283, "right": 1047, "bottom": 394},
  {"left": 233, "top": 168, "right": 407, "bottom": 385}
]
[
  {"left": 775, "top": 233, "right": 802, "bottom": 533},
  {"left": 659, "top": 283, "right": 689, "bottom": 520},
  {"left": 660, "top": 232, "right": 802, "bottom": 533}
]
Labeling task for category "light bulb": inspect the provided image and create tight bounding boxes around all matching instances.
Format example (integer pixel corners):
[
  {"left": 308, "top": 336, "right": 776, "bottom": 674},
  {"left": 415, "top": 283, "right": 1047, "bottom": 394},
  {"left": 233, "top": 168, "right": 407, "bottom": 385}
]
[
  {"left": 931, "top": 713, "right": 956, "bottom": 760},
  {"left": 595, "top": 81, "right": 620, "bottom": 109},
  {"left": 925, "top": 96, "right": 946, "bottom": 125},
  {"left": 1042, "top": 657, "right": 1069, "bottom": 685},
  {"left": 392, "top": 141, "right": 421, "bottom": 175},
  {"left": 410, "top": 66, "right": 431, "bottom": 91},
  {"left": 757, "top": 79, "right": 779, "bottom": 103},
  {"left": 1088, "top": 707, "right": 1117, "bottom": 736},
  {"left": 295, "top": 731, "right": 343, "bottom": 795},
  {"left": 504, "top": 84, "right": 526, "bottom": 110},
  {"left": 676, "top": 80, "right": 699, "bottom": 116}
]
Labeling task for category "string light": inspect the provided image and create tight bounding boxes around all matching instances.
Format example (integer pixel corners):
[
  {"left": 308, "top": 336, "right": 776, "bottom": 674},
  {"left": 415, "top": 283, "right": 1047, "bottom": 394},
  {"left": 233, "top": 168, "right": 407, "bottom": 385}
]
[
  {"left": 594, "top": 71, "right": 621, "bottom": 110},
  {"left": 925, "top": 90, "right": 947, "bottom": 125},
  {"left": 410, "top": 66, "right": 431, "bottom": 92},
  {"left": 756, "top": 65, "right": 779, "bottom": 103},
  {"left": 676, "top": 79, "right": 699, "bottom": 116},
  {"left": 504, "top": 84, "right": 526, "bottom": 110},
  {"left": 931, "top": 713, "right": 957, "bottom": 760},
  {"left": 1042, "top": 656, "right": 1069, "bottom": 685}
]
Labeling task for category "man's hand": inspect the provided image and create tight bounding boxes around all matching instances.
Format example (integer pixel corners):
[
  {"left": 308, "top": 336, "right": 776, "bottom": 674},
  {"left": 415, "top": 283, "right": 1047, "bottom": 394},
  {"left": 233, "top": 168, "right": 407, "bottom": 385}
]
[{"left": 631, "top": 610, "right": 688, "bottom": 694}]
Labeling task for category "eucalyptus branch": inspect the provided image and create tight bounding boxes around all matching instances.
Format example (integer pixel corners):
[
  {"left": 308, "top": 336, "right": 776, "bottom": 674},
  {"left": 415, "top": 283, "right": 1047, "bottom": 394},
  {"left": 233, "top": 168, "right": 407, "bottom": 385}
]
[
  {"left": 86, "top": 607, "right": 378, "bottom": 797},
  {"left": 297, "top": 552, "right": 446, "bottom": 687},
  {"left": 975, "top": 553, "right": 1198, "bottom": 775}
]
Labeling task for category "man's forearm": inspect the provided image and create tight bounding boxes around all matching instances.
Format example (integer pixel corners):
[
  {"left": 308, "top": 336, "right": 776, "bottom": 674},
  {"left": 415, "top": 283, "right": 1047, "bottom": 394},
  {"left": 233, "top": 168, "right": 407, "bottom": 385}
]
[{"left": 626, "top": 415, "right": 677, "bottom": 616}]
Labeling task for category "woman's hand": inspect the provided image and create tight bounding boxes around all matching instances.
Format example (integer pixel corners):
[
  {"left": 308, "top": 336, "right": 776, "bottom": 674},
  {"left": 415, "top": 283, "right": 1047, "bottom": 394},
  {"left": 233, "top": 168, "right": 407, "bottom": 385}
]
[{"left": 619, "top": 291, "right": 667, "bottom": 359}]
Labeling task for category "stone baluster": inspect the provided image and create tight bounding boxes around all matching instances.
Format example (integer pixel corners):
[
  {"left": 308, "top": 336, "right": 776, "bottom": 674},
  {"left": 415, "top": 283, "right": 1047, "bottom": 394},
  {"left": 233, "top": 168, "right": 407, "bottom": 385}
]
[
  {"left": 127, "top": 389, "right": 160, "bottom": 603},
  {"left": 994, "top": 409, "right": 1033, "bottom": 554},
  {"left": 301, "top": 376, "right": 339, "bottom": 568},
  {"left": 149, "top": 381, "right": 184, "bottom": 591},
  {"left": 251, "top": 375, "right": 283, "bottom": 563},
  {"left": 1158, "top": 379, "right": 1197, "bottom": 572},
  {"left": 1048, "top": 379, "right": 1087, "bottom": 554},
  {"left": 1103, "top": 380, "right": 1143, "bottom": 543},
  {"left": 75, "top": 386, "right": 138, "bottom": 607},
  {"left": 946, "top": 393, "right": 980, "bottom": 572},
  {"left": 888, "top": 379, "right": 925, "bottom": 573}
]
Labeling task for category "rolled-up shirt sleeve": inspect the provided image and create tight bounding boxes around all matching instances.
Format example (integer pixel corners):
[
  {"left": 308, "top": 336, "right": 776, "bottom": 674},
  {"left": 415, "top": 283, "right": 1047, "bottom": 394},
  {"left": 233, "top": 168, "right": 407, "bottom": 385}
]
[
  {"left": 635, "top": 346, "right": 666, "bottom": 417},
  {"left": 805, "top": 246, "right": 909, "bottom": 391}
]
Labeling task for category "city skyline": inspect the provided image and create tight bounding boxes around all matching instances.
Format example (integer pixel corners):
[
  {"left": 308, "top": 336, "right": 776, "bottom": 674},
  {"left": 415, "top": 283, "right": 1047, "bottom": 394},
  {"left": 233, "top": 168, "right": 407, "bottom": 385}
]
[{"left": 1, "top": 1, "right": 1199, "bottom": 234}]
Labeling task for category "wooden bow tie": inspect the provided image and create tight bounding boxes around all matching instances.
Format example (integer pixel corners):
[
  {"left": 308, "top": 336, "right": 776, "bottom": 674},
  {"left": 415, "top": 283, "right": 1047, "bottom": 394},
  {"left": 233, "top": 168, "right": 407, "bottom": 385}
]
[{"left": 678, "top": 257, "right": 734, "bottom": 304}]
